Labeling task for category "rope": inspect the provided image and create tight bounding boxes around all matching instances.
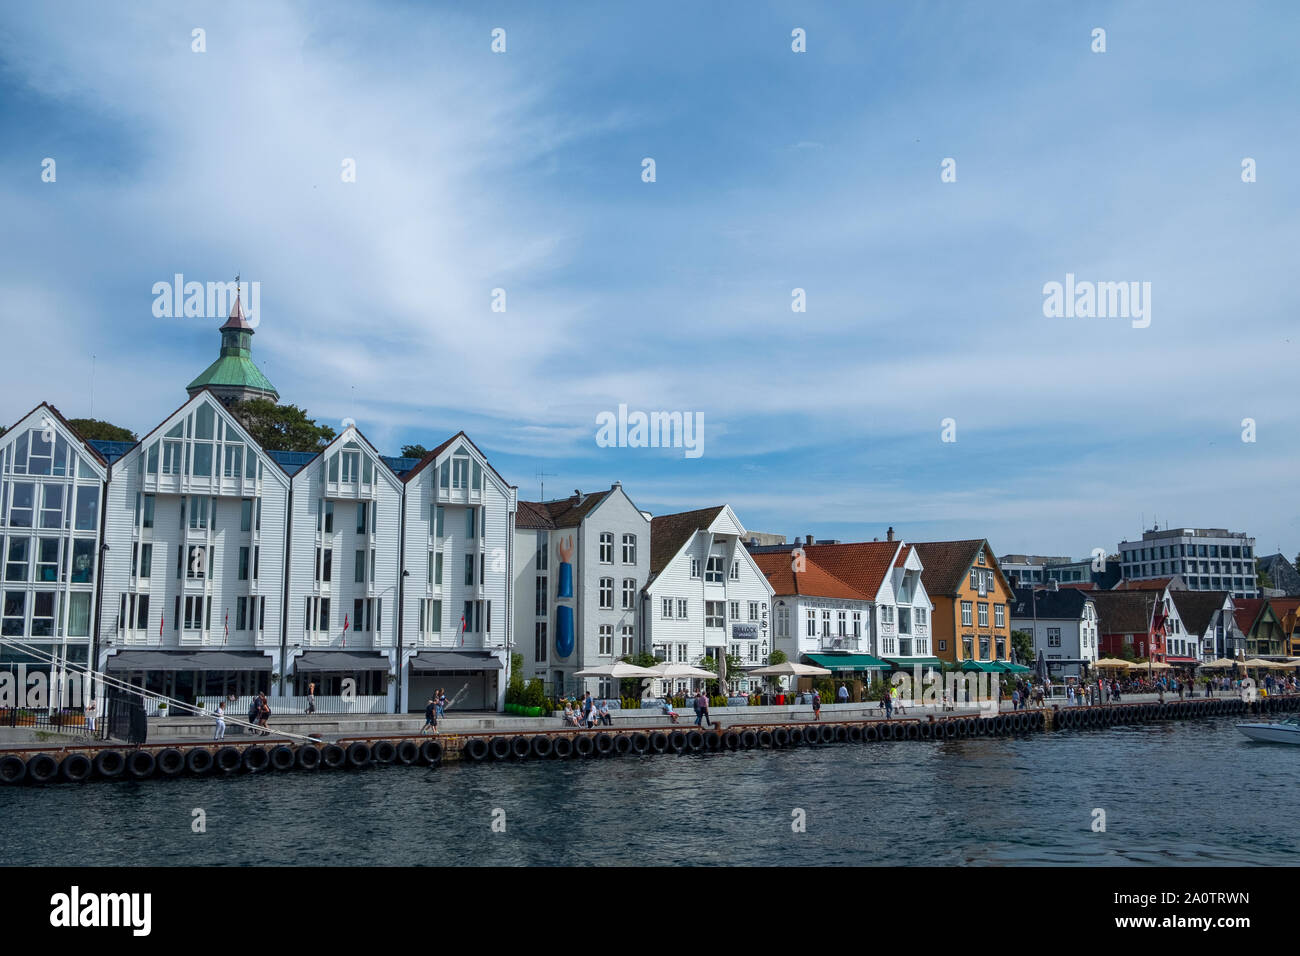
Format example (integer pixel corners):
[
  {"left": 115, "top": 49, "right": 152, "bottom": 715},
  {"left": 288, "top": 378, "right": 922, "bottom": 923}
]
[{"left": 0, "top": 637, "right": 320, "bottom": 744}]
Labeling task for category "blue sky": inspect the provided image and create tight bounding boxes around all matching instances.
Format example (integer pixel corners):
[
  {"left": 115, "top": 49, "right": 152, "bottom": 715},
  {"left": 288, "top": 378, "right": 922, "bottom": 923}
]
[{"left": 1, "top": 0, "right": 1297, "bottom": 561}]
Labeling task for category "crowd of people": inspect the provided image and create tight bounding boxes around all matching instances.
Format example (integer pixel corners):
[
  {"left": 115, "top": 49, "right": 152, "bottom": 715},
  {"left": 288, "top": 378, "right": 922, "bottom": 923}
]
[{"left": 561, "top": 692, "right": 615, "bottom": 728}]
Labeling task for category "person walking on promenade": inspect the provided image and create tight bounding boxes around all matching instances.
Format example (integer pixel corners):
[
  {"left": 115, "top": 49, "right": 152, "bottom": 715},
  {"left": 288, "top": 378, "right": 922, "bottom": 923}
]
[
  {"left": 84, "top": 696, "right": 97, "bottom": 736},
  {"left": 305, "top": 680, "right": 316, "bottom": 715},
  {"left": 837, "top": 683, "right": 849, "bottom": 705},
  {"left": 581, "top": 691, "right": 594, "bottom": 729},
  {"left": 1011, "top": 687, "right": 1021, "bottom": 711},
  {"left": 213, "top": 701, "right": 226, "bottom": 740},
  {"left": 694, "top": 690, "right": 712, "bottom": 728},
  {"left": 421, "top": 697, "right": 438, "bottom": 734},
  {"left": 880, "top": 689, "right": 892, "bottom": 718},
  {"left": 812, "top": 689, "right": 822, "bottom": 720},
  {"left": 436, "top": 689, "right": 448, "bottom": 721},
  {"left": 257, "top": 692, "right": 272, "bottom": 735},
  {"left": 248, "top": 695, "right": 261, "bottom": 735}
]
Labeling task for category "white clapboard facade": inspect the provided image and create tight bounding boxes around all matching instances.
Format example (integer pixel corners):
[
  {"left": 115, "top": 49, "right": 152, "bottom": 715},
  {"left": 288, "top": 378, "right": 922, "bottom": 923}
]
[
  {"left": 399, "top": 433, "right": 515, "bottom": 712},
  {"left": 643, "top": 505, "right": 774, "bottom": 695},
  {"left": 97, "top": 390, "right": 291, "bottom": 700},
  {"left": 0, "top": 404, "right": 109, "bottom": 697}
]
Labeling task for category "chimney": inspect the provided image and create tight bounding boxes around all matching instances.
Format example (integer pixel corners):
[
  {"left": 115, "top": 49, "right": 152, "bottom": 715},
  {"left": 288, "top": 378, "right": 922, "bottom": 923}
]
[
  {"left": 886, "top": 526, "right": 895, "bottom": 542},
  {"left": 611, "top": 481, "right": 622, "bottom": 490},
  {"left": 805, "top": 534, "right": 815, "bottom": 546}
]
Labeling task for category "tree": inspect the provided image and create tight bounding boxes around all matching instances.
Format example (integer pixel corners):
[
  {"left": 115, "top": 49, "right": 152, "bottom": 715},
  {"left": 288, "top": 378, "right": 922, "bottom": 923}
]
[
  {"left": 618, "top": 651, "right": 659, "bottom": 699},
  {"left": 68, "top": 418, "right": 136, "bottom": 442},
  {"left": 1257, "top": 560, "right": 1273, "bottom": 590},
  {"left": 768, "top": 649, "right": 788, "bottom": 665},
  {"left": 229, "top": 399, "right": 336, "bottom": 452},
  {"left": 401, "top": 443, "right": 430, "bottom": 459},
  {"left": 1010, "top": 629, "right": 1033, "bottom": 664},
  {"left": 699, "top": 652, "right": 745, "bottom": 695}
]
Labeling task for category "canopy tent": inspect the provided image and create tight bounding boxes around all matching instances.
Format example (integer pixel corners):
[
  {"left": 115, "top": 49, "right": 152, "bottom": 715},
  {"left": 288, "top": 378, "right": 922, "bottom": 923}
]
[
  {"left": 1092, "top": 657, "right": 1131, "bottom": 669},
  {"left": 1197, "top": 658, "right": 1240, "bottom": 670},
  {"left": 1241, "top": 658, "right": 1285, "bottom": 669},
  {"left": 803, "top": 653, "right": 891, "bottom": 673}
]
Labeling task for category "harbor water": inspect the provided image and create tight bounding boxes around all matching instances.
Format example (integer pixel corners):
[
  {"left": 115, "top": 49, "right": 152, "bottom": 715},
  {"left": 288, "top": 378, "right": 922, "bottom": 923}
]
[{"left": 1, "top": 716, "right": 1290, "bottom": 866}]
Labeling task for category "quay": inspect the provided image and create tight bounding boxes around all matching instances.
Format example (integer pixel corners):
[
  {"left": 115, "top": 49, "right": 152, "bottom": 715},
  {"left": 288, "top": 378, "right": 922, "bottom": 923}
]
[{"left": 0, "top": 693, "right": 1284, "bottom": 786}]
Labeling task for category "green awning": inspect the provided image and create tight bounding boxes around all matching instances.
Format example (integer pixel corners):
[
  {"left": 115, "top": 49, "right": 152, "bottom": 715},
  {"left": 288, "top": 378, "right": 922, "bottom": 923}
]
[
  {"left": 884, "top": 657, "right": 945, "bottom": 670},
  {"left": 804, "top": 653, "right": 891, "bottom": 672},
  {"left": 959, "top": 660, "right": 1000, "bottom": 672},
  {"left": 1000, "top": 662, "right": 1031, "bottom": 673}
]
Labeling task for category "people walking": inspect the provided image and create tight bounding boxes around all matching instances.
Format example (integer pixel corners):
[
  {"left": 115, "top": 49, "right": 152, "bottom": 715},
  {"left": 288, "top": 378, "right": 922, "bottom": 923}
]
[
  {"left": 812, "top": 689, "right": 822, "bottom": 720},
  {"left": 255, "top": 692, "right": 271, "bottom": 735},
  {"left": 213, "top": 701, "right": 226, "bottom": 740},
  {"left": 694, "top": 690, "right": 712, "bottom": 728},
  {"left": 881, "top": 689, "right": 893, "bottom": 719},
  {"left": 837, "top": 683, "right": 849, "bottom": 705},
  {"left": 421, "top": 697, "right": 438, "bottom": 734},
  {"left": 84, "top": 696, "right": 97, "bottom": 736},
  {"left": 305, "top": 680, "right": 316, "bottom": 715},
  {"left": 581, "top": 691, "right": 594, "bottom": 729}
]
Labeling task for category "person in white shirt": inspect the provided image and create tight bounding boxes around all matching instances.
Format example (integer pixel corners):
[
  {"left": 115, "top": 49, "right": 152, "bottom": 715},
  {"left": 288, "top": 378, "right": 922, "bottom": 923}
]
[
  {"left": 213, "top": 702, "right": 226, "bottom": 740},
  {"left": 84, "top": 698, "right": 97, "bottom": 735}
]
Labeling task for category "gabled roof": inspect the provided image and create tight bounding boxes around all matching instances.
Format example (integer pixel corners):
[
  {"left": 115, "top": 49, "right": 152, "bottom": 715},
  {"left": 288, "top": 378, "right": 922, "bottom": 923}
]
[
  {"left": 910, "top": 539, "right": 1002, "bottom": 596},
  {"left": 399, "top": 431, "right": 513, "bottom": 490},
  {"left": 1169, "top": 590, "right": 1231, "bottom": 636},
  {"left": 515, "top": 500, "right": 556, "bottom": 530},
  {"left": 517, "top": 490, "right": 612, "bottom": 530},
  {"left": 1090, "top": 590, "right": 1157, "bottom": 633},
  {"left": 649, "top": 506, "right": 728, "bottom": 577},
  {"left": 752, "top": 549, "right": 871, "bottom": 600},
  {"left": 1268, "top": 597, "right": 1300, "bottom": 632},
  {"left": 1233, "top": 598, "right": 1271, "bottom": 635},
  {"left": 1113, "top": 576, "right": 1182, "bottom": 592},
  {"left": 1010, "top": 587, "right": 1093, "bottom": 620},
  {"left": 1, "top": 402, "right": 109, "bottom": 471},
  {"left": 1258, "top": 554, "right": 1300, "bottom": 595}
]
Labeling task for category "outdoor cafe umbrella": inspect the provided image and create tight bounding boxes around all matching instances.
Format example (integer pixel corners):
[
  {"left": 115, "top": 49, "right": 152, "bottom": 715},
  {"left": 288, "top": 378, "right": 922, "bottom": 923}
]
[
  {"left": 1198, "top": 658, "right": 1240, "bottom": 670},
  {"left": 747, "top": 661, "right": 833, "bottom": 677},
  {"left": 1092, "top": 657, "right": 1131, "bottom": 669},
  {"left": 1242, "top": 658, "right": 1284, "bottom": 669},
  {"left": 648, "top": 663, "right": 717, "bottom": 679},
  {"left": 572, "top": 662, "right": 661, "bottom": 679},
  {"left": 1128, "top": 660, "right": 1171, "bottom": 670}
]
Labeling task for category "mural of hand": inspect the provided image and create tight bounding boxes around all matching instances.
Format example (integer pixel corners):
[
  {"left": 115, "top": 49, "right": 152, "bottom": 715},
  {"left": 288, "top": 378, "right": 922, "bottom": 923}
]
[{"left": 557, "top": 535, "right": 573, "bottom": 564}]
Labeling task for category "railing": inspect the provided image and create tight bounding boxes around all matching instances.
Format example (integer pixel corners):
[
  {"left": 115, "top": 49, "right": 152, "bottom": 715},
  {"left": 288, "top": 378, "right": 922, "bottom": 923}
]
[
  {"left": 0, "top": 708, "right": 93, "bottom": 736},
  {"left": 194, "top": 694, "right": 389, "bottom": 717}
]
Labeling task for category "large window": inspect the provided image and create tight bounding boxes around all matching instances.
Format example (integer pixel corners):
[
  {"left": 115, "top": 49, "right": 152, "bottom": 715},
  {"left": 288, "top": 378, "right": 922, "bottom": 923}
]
[
  {"left": 622, "top": 534, "right": 637, "bottom": 564},
  {"left": 705, "top": 555, "right": 724, "bottom": 583},
  {"left": 599, "top": 533, "right": 613, "bottom": 564},
  {"left": 599, "top": 577, "right": 614, "bottom": 610},
  {"left": 961, "top": 601, "right": 973, "bottom": 626},
  {"left": 5, "top": 539, "right": 29, "bottom": 582},
  {"left": 704, "top": 602, "right": 723, "bottom": 628},
  {"left": 622, "top": 578, "right": 636, "bottom": 611},
  {"left": 978, "top": 603, "right": 988, "bottom": 627},
  {"left": 535, "top": 621, "right": 547, "bottom": 661},
  {"left": 2, "top": 592, "right": 23, "bottom": 635}
]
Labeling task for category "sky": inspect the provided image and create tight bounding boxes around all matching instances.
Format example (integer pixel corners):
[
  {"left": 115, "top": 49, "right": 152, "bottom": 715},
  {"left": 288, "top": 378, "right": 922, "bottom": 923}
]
[{"left": 1, "top": 0, "right": 1297, "bottom": 562}]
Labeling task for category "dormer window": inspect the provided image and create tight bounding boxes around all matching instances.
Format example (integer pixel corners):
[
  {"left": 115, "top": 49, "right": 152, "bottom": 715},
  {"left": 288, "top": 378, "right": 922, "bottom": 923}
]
[{"left": 705, "top": 555, "right": 724, "bottom": 583}]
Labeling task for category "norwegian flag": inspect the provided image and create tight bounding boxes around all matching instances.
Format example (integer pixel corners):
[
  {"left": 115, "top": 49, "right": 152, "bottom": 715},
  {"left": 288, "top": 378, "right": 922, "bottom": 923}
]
[
  {"left": 343, "top": 612, "right": 349, "bottom": 648},
  {"left": 459, "top": 614, "right": 466, "bottom": 647},
  {"left": 159, "top": 610, "right": 164, "bottom": 638},
  {"left": 224, "top": 610, "right": 229, "bottom": 645}
]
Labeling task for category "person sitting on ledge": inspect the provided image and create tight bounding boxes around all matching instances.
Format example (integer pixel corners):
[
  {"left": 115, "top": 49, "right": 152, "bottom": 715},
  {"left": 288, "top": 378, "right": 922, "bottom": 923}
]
[
  {"left": 562, "top": 703, "right": 579, "bottom": 727},
  {"left": 660, "top": 697, "right": 679, "bottom": 723}
]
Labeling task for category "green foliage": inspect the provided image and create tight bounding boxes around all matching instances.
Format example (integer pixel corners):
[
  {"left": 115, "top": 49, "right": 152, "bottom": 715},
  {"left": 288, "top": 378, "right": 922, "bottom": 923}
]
[
  {"left": 522, "top": 678, "right": 544, "bottom": 709},
  {"left": 768, "top": 649, "right": 788, "bottom": 665},
  {"left": 68, "top": 418, "right": 136, "bottom": 442},
  {"left": 618, "top": 651, "right": 659, "bottom": 698},
  {"left": 1010, "top": 629, "right": 1033, "bottom": 664},
  {"left": 401, "top": 444, "right": 430, "bottom": 459},
  {"left": 229, "top": 399, "right": 336, "bottom": 452}
]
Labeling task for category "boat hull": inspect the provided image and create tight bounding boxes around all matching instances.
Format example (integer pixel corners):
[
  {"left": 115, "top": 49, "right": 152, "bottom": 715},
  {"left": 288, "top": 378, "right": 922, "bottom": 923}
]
[{"left": 1236, "top": 723, "right": 1300, "bottom": 744}]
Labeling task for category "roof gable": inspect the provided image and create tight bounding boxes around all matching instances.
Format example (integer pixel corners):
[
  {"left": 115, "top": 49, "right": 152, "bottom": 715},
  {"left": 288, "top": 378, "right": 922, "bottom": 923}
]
[
  {"left": 649, "top": 506, "right": 728, "bottom": 577},
  {"left": 0, "top": 402, "right": 109, "bottom": 479}
]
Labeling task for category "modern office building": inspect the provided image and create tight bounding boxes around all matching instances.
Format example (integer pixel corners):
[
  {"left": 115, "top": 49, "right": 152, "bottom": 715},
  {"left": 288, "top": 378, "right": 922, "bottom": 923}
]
[{"left": 1117, "top": 527, "right": 1258, "bottom": 599}]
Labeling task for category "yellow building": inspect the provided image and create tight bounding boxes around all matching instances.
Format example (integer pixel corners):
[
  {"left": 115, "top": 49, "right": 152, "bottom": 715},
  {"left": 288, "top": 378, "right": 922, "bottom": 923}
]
[{"left": 912, "top": 539, "right": 1016, "bottom": 666}]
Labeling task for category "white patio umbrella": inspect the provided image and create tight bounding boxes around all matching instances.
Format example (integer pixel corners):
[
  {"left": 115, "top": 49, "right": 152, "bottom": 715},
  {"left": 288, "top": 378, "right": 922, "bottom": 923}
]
[
  {"left": 572, "top": 662, "right": 662, "bottom": 679},
  {"left": 649, "top": 663, "right": 717, "bottom": 678},
  {"left": 747, "top": 661, "right": 832, "bottom": 677}
]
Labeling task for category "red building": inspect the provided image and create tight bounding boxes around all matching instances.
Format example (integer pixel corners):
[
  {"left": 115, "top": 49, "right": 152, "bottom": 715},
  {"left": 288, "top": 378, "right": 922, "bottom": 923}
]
[{"left": 1091, "top": 589, "right": 1167, "bottom": 661}]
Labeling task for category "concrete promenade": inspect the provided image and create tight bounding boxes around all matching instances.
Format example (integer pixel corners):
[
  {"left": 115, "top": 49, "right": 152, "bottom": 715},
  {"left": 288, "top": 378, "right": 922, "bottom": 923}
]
[{"left": 0, "top": 689, "right": 1255, "bottom": 749}]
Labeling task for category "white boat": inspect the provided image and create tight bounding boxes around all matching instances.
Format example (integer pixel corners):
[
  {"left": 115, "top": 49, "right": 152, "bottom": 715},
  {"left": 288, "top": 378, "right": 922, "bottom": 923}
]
[{"left": 1236, "top": 714, "right": 1300, "bottom": 744}]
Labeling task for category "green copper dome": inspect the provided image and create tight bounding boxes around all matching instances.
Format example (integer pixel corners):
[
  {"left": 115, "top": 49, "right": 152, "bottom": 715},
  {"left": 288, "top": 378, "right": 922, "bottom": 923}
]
[{"left": 185, "top": 289, "right": 279, "bottom": 403}]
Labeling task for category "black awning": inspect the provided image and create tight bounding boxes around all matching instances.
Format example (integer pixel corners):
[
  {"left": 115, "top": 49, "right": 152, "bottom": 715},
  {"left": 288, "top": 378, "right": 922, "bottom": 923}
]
[
  {"left": 295, "top": 652, "right": 390, "bottom": 672},
  {"left": 410, "top": 651, "right": 503, "bottom": 672},
  {"left": 105, "top": 651, "right": 270, "bottom": 672}
]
